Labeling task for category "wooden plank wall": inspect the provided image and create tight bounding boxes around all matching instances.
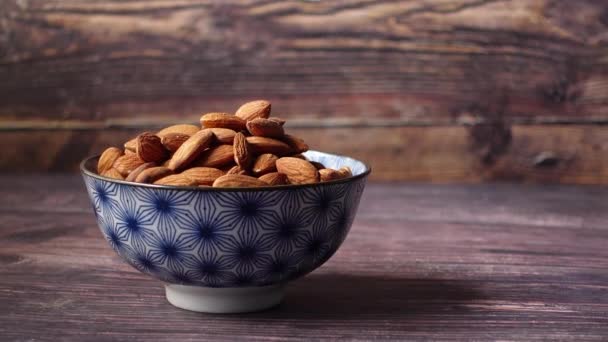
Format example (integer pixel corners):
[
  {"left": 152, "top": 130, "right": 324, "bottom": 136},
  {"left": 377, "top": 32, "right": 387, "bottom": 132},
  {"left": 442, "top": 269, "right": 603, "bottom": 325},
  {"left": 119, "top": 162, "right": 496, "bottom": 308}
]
[{"left": 1, "top": 0, "right": 608, "bottom": 183}]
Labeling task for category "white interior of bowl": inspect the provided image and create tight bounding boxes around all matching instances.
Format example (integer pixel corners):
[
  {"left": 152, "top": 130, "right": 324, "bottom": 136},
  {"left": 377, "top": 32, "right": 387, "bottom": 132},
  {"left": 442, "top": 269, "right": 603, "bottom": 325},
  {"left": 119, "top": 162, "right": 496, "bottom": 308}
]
[{"left": 303, "top": 151, "right": 368, "bottom": 176}]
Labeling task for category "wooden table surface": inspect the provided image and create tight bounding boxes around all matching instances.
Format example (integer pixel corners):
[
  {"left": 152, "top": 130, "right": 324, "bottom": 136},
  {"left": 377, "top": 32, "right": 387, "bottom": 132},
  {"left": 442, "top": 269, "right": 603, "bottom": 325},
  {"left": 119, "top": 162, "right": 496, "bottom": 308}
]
[{"left": 1, "top": 175, "right": 607, "bottom": 341}]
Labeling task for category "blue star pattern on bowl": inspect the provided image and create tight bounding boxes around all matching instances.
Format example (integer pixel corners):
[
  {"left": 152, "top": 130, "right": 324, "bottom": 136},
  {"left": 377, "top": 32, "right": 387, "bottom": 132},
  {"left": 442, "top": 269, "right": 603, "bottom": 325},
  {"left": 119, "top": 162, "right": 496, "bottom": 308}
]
[{"left": 82, "top": 151, "right": 369, "bottom": 288}]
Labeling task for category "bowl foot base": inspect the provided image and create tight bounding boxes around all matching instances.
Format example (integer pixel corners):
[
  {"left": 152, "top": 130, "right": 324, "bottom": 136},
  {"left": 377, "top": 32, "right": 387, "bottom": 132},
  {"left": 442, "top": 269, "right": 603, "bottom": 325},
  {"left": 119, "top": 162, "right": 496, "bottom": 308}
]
[{"left": 165, "top": 284, "right": 285, "bottom": 313}]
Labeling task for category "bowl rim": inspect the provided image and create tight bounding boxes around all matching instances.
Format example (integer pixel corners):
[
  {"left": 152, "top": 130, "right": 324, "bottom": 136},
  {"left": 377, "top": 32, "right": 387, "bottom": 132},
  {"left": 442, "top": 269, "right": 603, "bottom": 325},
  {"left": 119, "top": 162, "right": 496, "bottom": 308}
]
[{"left": 80, "top": 150, "right": 372, "bottom": 192}]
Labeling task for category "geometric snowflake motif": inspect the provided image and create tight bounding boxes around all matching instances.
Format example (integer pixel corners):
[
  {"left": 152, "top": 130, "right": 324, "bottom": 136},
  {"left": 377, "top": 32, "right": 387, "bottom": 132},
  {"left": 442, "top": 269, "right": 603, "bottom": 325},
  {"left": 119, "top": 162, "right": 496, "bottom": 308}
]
[
  {"left": 134, "top": 187, "right": 193, "bottom": 229},
  {"left": 300, "top": 184, "right": 345, "bottom": 233},
  {"left": 180, "top": 193, "right": 234, "bottom": 253},
  {"left": 183, "top": 249, "right": 234, "bottom": 287},
  {"left": 88, "top": 177, "right": 119, "bottom": 216}
]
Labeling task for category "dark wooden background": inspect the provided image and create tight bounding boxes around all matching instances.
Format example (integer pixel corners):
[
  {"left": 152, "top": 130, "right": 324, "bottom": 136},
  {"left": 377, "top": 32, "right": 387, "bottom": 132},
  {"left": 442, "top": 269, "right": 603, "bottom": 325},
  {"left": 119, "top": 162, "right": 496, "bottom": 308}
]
[{"left": 2, "top": 0, "right": 608, "bottom": 183}]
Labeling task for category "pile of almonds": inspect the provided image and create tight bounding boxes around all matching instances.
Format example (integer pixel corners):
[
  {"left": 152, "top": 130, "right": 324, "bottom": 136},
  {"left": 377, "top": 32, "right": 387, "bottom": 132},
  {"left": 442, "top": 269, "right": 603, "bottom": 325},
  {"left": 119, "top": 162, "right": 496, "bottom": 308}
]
[{"left": 97, "top": 100, "right": 352, "bottom": 187}]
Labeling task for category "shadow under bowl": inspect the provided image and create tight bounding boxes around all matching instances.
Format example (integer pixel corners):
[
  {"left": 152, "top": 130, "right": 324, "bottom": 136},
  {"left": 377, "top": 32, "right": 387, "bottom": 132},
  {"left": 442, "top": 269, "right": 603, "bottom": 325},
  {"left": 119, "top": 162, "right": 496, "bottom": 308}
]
[{"left": 81, "top": 150, "right": 370, "bottom": 313}]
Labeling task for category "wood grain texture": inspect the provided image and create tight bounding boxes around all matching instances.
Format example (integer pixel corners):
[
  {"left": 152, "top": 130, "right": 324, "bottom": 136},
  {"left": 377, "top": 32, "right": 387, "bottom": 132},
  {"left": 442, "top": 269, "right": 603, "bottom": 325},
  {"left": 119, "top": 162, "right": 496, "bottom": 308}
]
[
  {"left": 4, "top": 124, "right": 608, "bottom": 184},
  {"left": 2, "top": 0, "right": 608, "bottom": 183},
  {"left": 1, "top": 176, "right": 608, "bottom": 340},
  {"left": 0, "top": 0, "right": 607, "bottom": 123}
]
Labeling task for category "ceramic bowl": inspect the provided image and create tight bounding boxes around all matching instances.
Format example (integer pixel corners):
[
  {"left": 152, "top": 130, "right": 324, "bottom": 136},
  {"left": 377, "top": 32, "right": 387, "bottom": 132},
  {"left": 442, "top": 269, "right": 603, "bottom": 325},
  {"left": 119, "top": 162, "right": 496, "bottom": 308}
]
[{"left": 81, "top": 150, "right": 370, "bottom": 313}]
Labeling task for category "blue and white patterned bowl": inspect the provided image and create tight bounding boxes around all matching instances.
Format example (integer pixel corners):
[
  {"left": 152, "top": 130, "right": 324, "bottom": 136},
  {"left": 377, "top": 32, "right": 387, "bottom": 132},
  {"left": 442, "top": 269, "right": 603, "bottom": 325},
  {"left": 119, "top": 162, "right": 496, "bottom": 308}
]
[{"left": 81, "top": 150, "right": 370, "bottom": 313}]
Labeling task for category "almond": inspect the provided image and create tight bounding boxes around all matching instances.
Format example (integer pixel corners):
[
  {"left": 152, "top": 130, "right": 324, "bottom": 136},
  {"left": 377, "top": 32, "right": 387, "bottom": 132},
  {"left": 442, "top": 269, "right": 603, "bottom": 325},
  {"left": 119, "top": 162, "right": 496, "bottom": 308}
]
[
  {"left": 319, "top": 168, "right": 343, "bottom": 182},
  {"left": 233, "top": 132, "right": 252, "bottom": 169},
  {"left": 200, "top": 113, "right": 246, "bottom": 131},
  {"left": 135, "top": 166, "right": 173, "bottom": 184},
  {"left": 99, "top": 101, "right": 325, "bottom": 188},
  {"left": 157, "top": 124, "right": 200, "bottom": 137},
  {"left": 126, "top": 162, "right": 156, "bottom": 182},
  {"left": 101, "top": 167, "right": 125, "bottom": 180},
  {"left": 161, "top": 132, "right": 190, "bottom": 153},
  {"left": 246, "top": 118, "right": 285, "bottom": 138},
  {"left": 136, "top": 132, "right": 167, "bottom": 163},
  {"left": 193, "top": 144, "right": 234, "bottom": 168},
  {"left": 98, "top": 147, "right": 123, "bottom": 174},
  {"left": 181, "top": 167, "right": 225, "bottom": 186},
  {"left": 281, "top": 134, "right": 309, "bottom": 153},
  {"left": 154, "top": 174, "right": 197, "bottom": 187},
  {"left": 226, "top": 165, "right": 248, "bottom": 175},
  {"left": 246, "top": 136, "right": 292, "bottom": 156},
  {"left": 259, "top": 172, "right": 288, "bottom": 186},
  {"left": 113, "top": 153, "right": 146, "bottom": 176},
  {"left": 124, "top": 137, "right": 137, "bottom": 152},
  {"left": 337, "top": 166, "right": 353, "bottom": 178},
  {"left": 168, "top": 129, "right": 214, "bottom": 171},
  {"left": 252, "top": 153, "right": 278, "bottom": 176},
  {"left": 212, "top": 174, "right": 268, "bottom": 188},
  {"left": 276, "top": 157, "right": 319, "bottom": 184},
  {"left": 268, "top": 117, "right": 286, "bottom": 126},
  {"left": 209, "top": 128, "right": 237, "bottom": 144},
  {"left": 235, "top": 100, "right": 271, "bottom": 121}
]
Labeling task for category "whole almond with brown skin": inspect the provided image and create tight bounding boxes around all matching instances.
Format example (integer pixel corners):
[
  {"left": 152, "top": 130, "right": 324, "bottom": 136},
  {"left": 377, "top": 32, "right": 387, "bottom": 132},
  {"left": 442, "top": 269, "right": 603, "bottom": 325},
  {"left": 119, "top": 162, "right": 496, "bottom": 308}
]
[
  {"left": 246, "top": 118, "right": 285, "bottom": 138},
  {"left": 98, "top": 147, "right": 123, "bottom": 174},
  {"left": 233, "top": 132, "right": 252, "bottom": 169},
  {"left": 135, "top": 166, "right": 173, "bottom": 184},
  {"left": 168, "top": 129, "right": 214, "bottom": 171},
  {"left": 252, "top": 153, "right": 278, "bottom": 176},
  {"left": 101, "top": 167, "right": 125, "bottom": 180},
  {"left": 319, "top": 168, "right": 344, "bottom": 182},
  {"left": 157, "top": 124, "right": 200, "bottom": 137},
  {"left": 124, "top": 137, "right": 137, "bottom": 152},
  {"left": 136, "top": 132, "right": 167, "bottom": 163},
  {"left": 246, "top": 136, "right": 292, "bottom": 156},
  {"left": 209, "top": 128, "right": 236, "bottom": 144},
  {"left": 193, "top": 144, "right": 234, "bottom": 168},
  {"left": 281, "top": 134, "right": 309, "bottom": 153},
  {"left": 126, "top": 162, "right": 156, "bottom": 182},
  {"left": 161, "top": 132, "right": 190, "bottom": 153},
  {"left": 200, "top": 113, "right": 247, "bottom": 131},
  {"left": 113, "top": 153, "right": 146, "bottom": 176},
  {"left": 276, "top": 157, "right": 319, "bottom": 184},
  {"left": 268, "top": 117, "right": 286, "bottom": 126},
  {"left": 259, "top": 172, "right": 288, "bottom": 186},
  {"left": 337, "top": 166, "right": 353, "bottom": 178},
  {"left": 235, "top": 100, "right": 271, "bottom": 121},
  {"left": 227, "top": 165, "right": 248, "bottom": 175},
  {"left": 154, "top": 174, "right": 197, "bottom": 187},
  {"left": 213, "top": 174, "right": 268, "bottom": 188},
  {"left": 181, "top": 167, "right": 225, "bottom": 186}
]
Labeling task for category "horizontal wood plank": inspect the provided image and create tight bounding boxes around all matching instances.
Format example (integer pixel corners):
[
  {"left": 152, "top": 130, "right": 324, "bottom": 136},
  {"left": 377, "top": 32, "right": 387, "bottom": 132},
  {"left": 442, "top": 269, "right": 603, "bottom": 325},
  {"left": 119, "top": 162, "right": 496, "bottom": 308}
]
[
  {"left": 0, "top": 176, "right": 607, "bottom": 340},
  {"left": 3, "top": 124, "right": 608, "bottom": 183},
  {"left": 0, "top": 0, "right": 607, "bottom": 123}
]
